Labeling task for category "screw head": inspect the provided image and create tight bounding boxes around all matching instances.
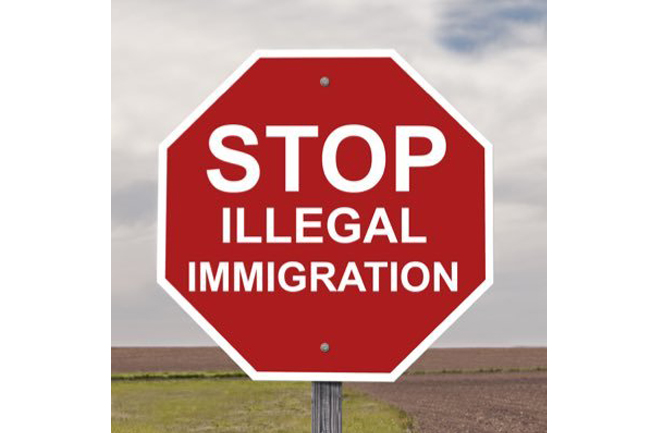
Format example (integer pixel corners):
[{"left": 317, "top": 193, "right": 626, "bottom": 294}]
[
  {"left": 320, "top": 76, "right": 330, "bottom": 87},
  {"left": 320, "top": 342, "right": 330, "bottom": 353}
]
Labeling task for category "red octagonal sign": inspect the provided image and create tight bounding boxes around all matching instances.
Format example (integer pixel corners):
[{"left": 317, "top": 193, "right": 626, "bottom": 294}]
[{"left": 158, "top": 50, "right": 493, "bottom": 381}]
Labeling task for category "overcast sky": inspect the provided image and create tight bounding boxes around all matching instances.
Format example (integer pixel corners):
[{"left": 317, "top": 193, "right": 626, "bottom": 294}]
[{"left": 112, "top": 0, "right": 546, "bottom": 347}]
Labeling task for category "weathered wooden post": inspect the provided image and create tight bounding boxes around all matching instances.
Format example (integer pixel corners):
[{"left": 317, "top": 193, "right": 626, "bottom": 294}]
[{"left": 312, "top": 382, "right": 342, "bottom": 433}]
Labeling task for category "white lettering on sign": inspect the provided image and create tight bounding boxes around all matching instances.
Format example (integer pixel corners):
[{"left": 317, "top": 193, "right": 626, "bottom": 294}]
[
  {"left": 189, "top": 260, "right": 458, "bottom": 294},
  {"left": 265, "top": 125, "right": 319, "bottom": 192},
  {"left": 195, "top": 123, "right": 459, "bottom": 295},
  {"left": 220, "top": 207, "right": 426, "bottom": 244},
  {"left": 206, "top": 124, "right": 446, "bottom": 193},
  {"left": 207, "top": 125, "right": 260, "bottom": 193},
  {"left": 322, "top": 125, "right": 386, "bottom": 193},
  {"left": 395, "top": 126, "right": 446, "bottom": 192}
]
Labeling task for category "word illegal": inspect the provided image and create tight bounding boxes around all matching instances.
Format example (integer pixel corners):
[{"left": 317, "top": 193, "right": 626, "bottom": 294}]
[{"left": 222, "top": 207, "right": 426, "bottom": 244}]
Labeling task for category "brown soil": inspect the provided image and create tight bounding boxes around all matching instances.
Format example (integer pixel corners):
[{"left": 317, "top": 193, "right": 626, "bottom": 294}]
[
  {"left": 352, "top": 372, "right": 546, "bottom": 433},
  {"left": 111, "top": 347, "right": 239, "bottom": 373},
  {"left": 111, "top": 347, "right": 546, "bottom": 432}
]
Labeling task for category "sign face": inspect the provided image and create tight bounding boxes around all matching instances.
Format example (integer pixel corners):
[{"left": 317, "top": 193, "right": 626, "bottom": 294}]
[{"left": 158, "top": 50, "right": 493, "bottom": 382}]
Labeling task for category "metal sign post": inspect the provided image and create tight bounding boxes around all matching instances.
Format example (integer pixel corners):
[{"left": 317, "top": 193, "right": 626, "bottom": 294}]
[{"left": 312, "top": 382, "right": 342, "bottom": 433}]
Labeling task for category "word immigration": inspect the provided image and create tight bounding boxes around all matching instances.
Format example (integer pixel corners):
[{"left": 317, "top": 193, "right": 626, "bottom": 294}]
[{"left": 189, "top": 260, "right": 457, "bottom": 294}]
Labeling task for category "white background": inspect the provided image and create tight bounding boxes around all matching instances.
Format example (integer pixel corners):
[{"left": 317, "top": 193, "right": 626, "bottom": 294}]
[
  {"left": 547, "top": 1, "right": 650, "bottom": 430},
  {"left": 0, "top": 0, "right": 649, "bottom": 431}
]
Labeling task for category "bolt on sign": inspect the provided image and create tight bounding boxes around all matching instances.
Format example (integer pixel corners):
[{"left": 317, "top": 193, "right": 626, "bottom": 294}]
[{"left": 158, "top": 50, "right": 493, "bottom": 382}]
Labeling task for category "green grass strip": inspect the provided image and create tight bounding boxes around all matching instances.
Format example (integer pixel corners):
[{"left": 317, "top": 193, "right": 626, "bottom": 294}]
[
  {"left": 111, "top": 366, "right": 545, "bottom": 382},
  {"left": 111, "top": 370, "right": 247, "bottom": 381},
  {"left": 407, "top": 366, "right": 547, "bottom": 375}
]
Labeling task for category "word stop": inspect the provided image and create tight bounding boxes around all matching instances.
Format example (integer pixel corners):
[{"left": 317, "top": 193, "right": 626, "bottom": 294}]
[{"left": 206, "top": 124, "right": 447, "bottom": 193}]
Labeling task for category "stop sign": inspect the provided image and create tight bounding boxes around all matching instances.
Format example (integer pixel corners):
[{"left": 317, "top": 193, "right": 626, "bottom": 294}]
[{"left": 158, "top": 50, "right": 493, "bottom": 381}]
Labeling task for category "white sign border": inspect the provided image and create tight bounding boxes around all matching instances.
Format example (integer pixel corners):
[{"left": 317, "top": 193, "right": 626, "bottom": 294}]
[{"left": 157, "top": 49, "right": 494, "bottom": 382}]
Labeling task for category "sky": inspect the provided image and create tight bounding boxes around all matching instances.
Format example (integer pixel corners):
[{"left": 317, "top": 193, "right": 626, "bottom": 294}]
[{"left": 112, "top": 0, "right": 546, "bottom": 347}]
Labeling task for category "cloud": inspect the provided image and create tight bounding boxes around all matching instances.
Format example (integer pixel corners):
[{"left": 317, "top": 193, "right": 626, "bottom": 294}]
[
  {"left": 112, "top": 180, "right": 157, "bottom": 228},
  {"left": 437, "top": 0, "right": 546, "bottom": 53},
  {"left": 112, "top": 0, "right": 546, "bottom": 347}
]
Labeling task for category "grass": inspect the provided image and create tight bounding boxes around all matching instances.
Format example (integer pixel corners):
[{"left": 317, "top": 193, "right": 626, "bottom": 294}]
[
  {"left": 408, "top": 366, "right": 547, "bottom": 376},
  {"left": 112, "top": 371, "right": 247, "bottom": 381},
  {"left": 112, "top": 379, "right": 413, "bottom": 433},
  {"left": 111, "top": 366, "right": 547, "bottom": 382},
  {"left": 111, "top": 366, "right": 544, "bottom": 431}
]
